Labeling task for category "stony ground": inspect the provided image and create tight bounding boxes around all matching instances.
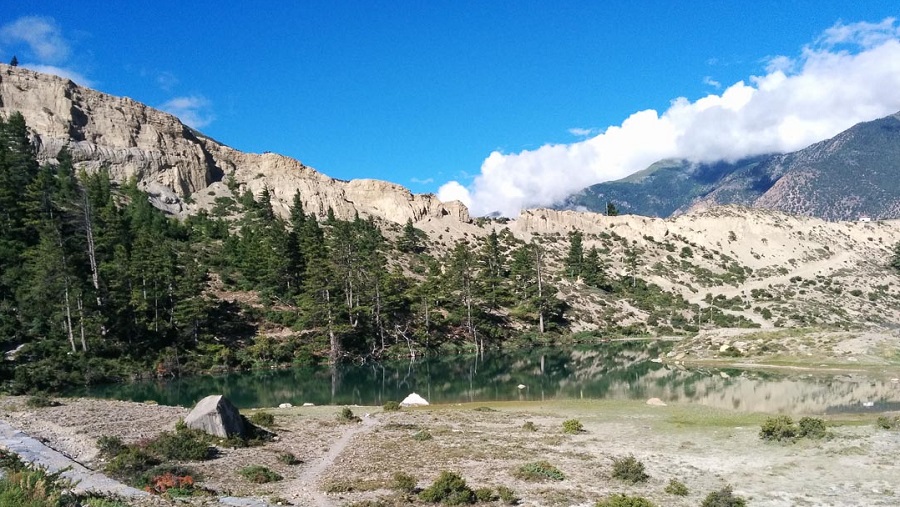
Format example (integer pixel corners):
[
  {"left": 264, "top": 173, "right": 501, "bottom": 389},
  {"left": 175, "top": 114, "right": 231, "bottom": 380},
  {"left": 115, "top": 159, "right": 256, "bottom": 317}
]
[{"left": 2, "top": 393, "right": 900, "bottom": 507}]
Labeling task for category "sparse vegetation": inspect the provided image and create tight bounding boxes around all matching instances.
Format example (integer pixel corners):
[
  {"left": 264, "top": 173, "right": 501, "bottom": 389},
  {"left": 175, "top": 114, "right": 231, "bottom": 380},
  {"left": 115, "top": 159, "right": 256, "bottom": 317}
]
[
  {"left": 759, "top": 415, "right": 797, "bottom": 441},
  {"left": 665, "top": 478, "right": 689, "bottom": 496},
  {"left": 277, "top": 452, "right": 302, "bottom": 465},
  {"left": 239, "top": 465, "right": 282, "bottom": 484},
  {"left": 522, "top": 421, "right": 537, "bottom": 432},
  {"left": 337, "top": 407, "right": 362, "bottom": 423},
  {"left": 595, "top": 494, "right": 656, "bottom": 507},
  {"left": 383, "top": 400, "right": 402, "bottom": 411},
  {"left": 514, "top": 461, "right": 565, "bottom": 482},
  {"left": 392, "top": 472, "right": 417, "bottom": 493},
  {"left": 798, "top": 417, "right": 827, "bottom": 439},
  {"left": 247, "top": 411, "right": 275, "bottom": 427}
]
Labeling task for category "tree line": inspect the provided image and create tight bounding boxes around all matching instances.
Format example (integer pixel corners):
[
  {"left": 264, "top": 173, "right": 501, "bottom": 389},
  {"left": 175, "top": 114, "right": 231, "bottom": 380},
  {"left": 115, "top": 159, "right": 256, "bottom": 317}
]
[{"left": 0, "top": 113, "right": 566, "bottom": 393}]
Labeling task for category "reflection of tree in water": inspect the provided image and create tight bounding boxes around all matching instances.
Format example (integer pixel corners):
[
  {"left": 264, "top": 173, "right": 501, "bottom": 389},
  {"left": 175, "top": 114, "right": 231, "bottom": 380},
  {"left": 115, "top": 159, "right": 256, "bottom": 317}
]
[{"left": 69, "top": 342, "right": 900, "bottom": 413}]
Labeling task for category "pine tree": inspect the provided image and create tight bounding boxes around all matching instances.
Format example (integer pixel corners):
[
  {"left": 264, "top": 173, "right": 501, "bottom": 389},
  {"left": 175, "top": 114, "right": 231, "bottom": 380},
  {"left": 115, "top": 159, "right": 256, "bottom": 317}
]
[
  {"left": 9, "top": 56, "right": 17, "bottom": 67},
  {"left": 564, "top": 230, "right": 584, "bottom": 278}
]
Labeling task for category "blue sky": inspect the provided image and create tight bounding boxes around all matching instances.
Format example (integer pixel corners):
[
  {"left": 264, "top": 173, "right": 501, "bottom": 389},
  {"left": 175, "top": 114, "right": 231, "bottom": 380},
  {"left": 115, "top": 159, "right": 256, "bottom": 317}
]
[{"left": 3, "top": 2, "right": 900, "bottom": 215}]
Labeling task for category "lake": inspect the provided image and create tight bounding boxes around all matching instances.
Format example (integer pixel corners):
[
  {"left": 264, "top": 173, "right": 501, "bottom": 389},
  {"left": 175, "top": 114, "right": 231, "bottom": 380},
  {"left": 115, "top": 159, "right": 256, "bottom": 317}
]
[{"left": 71, "top": 341, "right": 900, "bottom": 414}]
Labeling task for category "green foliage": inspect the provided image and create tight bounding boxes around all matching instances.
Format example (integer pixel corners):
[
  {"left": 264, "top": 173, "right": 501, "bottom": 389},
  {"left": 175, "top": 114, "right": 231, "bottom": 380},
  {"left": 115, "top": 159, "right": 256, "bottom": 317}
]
[
  {"left": 247, "top": 411, "right": 275, "bottom": 427},
  {"left": 392, "top": 472, "right": 417, "bottom": 493},
  {"left": 665, "top": 479, "right": 689, "bottom": 496},
  {"left": 514, "top": 461, "right": 565, "bottom": 481},
  {"left": 337, "top": 407, "right": 361, "bottom": 423},
  {"left": 595, "top": 494, "right": 656, "bottom": 507},
  {"left": 611, "top": 455, "right": 649, "bottom": 484},
  {"left": 277, "top": 452, "right": 301, "bottom": 465},
  {"left": 0, "top": 466, "right": 77, "bottom": 507},
  {"left": 759, "top": 415, "right": 797, "bottom": 441},
  {"left": 877, "top": 415, "right": 899, "bottom": 429},
  {"left": 562, "top": 419, "right": 584, "bottom": 434},
  {"left": 239, "top": 465, "right": 283, "bottom": 484},
  {"left": 474, "top": 487, "right": 495, "bottom": 502},
  {"left": 890, "top": 242, "right": 900, "bottom": 273},
  {"left": 96, "top": 435, "right": 127, "bottom": 459},
  {"left": 412, "top": 430, "right": 433, "bottom": 441},
  {"left": 797, "top": 417, "right": 827, "bottom": 439},
  {"left": 496, "top": 485, "right": 518, "bottom": 505},
  {"left": 419, "top": 471, "right": 475, "bottom": 505},
  {"left": 383, "top": 400, "right": 402, "bottom": 411},
  {"left": 700, "top": 485, "right": 747, "bottom": 507},
  {"left": 25, "top": 394, "right": 59, "bottom": 408},
  {"left": 147, "top": 428, "right": 212, "bottom": 461}
]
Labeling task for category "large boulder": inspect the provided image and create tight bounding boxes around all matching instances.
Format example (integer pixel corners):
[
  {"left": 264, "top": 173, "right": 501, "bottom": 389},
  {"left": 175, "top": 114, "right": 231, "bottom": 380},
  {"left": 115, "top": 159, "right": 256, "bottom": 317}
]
[
  {"left": 400, "top": 392, "right": 429, "bottom": 407},
  {"left": 184, "top": 395, "right": 246, "bottom": 438}
]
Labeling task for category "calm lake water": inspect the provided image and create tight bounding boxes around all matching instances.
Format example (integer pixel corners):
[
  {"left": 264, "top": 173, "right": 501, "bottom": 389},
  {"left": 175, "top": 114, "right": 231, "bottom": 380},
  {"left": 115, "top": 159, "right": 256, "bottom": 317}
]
[{"left": 72, "top": 341, "right": 900, "bottom": 414}]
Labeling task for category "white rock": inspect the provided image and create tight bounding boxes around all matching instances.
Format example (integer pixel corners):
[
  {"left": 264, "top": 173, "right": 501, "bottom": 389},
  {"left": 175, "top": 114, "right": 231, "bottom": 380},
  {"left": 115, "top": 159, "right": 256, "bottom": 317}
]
[
  {"left": 646, "top": 398, "right": 667, "bottom": 406},
  {"left": 517, "top": 384, "right": 526, "bottom": 389},
  {"left": 278, "top": 403, "right": 292, "bottom": 409},
  {"left": 400, "top": 392, "right": 429, "bottom": 407},
  {"left": 302, "top": 402, "right": 315, "bottom": 407}
]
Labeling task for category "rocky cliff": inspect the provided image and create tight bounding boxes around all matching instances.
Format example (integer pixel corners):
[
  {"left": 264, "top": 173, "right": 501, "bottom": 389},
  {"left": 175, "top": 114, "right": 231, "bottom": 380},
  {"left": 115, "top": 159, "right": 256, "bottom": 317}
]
[{"left": 0, "top": 64, "right": 468, "bottom": 224}]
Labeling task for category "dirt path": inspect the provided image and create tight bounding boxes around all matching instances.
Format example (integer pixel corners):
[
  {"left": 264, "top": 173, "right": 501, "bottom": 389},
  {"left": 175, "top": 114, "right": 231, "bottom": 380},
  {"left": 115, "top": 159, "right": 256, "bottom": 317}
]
[{"left": 284, "top": 416, "right": 380, "bottom": 506}]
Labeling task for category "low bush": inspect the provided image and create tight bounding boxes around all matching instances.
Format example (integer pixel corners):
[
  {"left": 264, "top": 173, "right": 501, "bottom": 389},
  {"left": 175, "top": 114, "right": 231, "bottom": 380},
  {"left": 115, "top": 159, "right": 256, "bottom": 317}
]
[
  {"left": 383, "top": 400, "right": 402, "bottom": 411},
  {"left": 595, "top": 494, "right": 656, "bottom": 507},
  {"left": 419, "top": 471, "right": 475, "bottom": 505},
  {"left": 239, "top": 465, "right": 283, "bottom": 484},
  {"left": 665, "top": 478, "right": 689, "bottom": 496},
  {"left": 96, "top": 435, "right": 127, "bottom": 459},
  {"left": 412, "top": 430, "right": 433, "bottom": 441},
  {"left": 611, "top": 455, "right": 649, "bottom": 484},
  {"left": 142, "top": 465, "right": 200, "bottom": 496},
  {"left": 759, "top": 415, "right": 797, "bottom": 441},
  {"left": 392, "top": 472, "right": 417, "bottom": 492},
  {"left": 496, "top": 485, "right": 518, "bottom": 505},
  {"left": 25, "top": 393, "right": 60, "bottom": 408},
  {"left": 148, "top": 429, "right": 212, "bottom": 461},
  {"left": 248, "top": 411, "right": 275, "bottom": 428},
  {"left": 877, "top": 415, "right": 898, "bottom": 429},
  {"left": 474, "top": 487, "right": 494, "bottom": 502},
  {"left": 514, "top": 461, "right": 565, "bottom": 482},
  {"left": 0, "top": 467, "right": 74, "bottom": 506},
  {"left": 277, "top": 452, "right": 301, "bottom": 465},
  {"left": 798, "top": 417, "right": 827, "bottom": 439},
  {"left": 521, "top": 421, "right": 537, "bottom": 432},
  {"left": 337, "top": 407, "right": 361, "bottom": 423},
  {"left": 701, "top": 485, "right": 747, "bottom": 507},
  {"left": 562, "top": 419, "right": 584, "bottom": 434},
  {"left": 104, "top": 447, "right": 161, "bottom": 484}
]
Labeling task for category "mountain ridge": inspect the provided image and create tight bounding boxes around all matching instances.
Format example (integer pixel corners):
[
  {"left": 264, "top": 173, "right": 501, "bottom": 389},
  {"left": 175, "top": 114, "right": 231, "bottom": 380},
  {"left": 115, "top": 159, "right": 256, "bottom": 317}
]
[
  {"left": 560, "top": 111, "right": 900, "bottom": 221},
  {"left": 0, "top": 64, "right": 469, "bottom": 224}
]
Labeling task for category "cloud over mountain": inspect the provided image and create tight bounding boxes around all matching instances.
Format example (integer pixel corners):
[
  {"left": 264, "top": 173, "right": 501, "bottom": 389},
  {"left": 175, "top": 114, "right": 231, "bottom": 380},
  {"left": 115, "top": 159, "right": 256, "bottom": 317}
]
[{"left": 439, "top": 18, "right": 900, "bottom": 217}]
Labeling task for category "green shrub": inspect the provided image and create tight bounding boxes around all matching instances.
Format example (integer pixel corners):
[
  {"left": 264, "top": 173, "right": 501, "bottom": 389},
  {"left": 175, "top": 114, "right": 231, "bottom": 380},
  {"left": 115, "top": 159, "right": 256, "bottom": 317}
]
[
  {"left": 514, "top": 461, "right": 565, "bottom": 481},
  {"left": 337, "top": 407, "right": 361, "bottom": 423},
  {"left": 96, "top": 435, "right": 127, "bottom": 459},
  {"left": 104, "top": 447, "right": 160, "bottom": 484},
  {"left": 419, "top": 471, "right": 475, "bottom": 505},
  {"left": 277, "top": 452, "right": 301, "bottom": 465},
  {"left": 25, "top": 393, "right": 59, "bottom": 408},
  {"left": 665, "top": 479, "right": 689, "bottom": 496},
  {"left": 239, "top": 465, "right": 283, "bottom": 484},
  {"left": 474, "top": 487, "right": 495, "bottom": 502},
  {"left": 248, "top": 411, "right": 275, "bottom": 427},
  {"left": 522, "top": 421, "right": 537, "bottom": 432},
  {"left": 148, "top": 429, "right": 212, "bottom": 461},
  {"left": 595, "top": 494, "right": 656, "bottom": 507},
  {"left": 496, "top": 485, "right": 518, "bottom": 505},
  {"left": 759, "top": 415, "right": 797, "bottom": 441},
  {"left": 701, "top": 485, "right": 747, "bottom": 507},
  {"left": 383, "top": 400, "right": 402, "bottom": 411},
  {"left": 0, "top": 467, "right": 75, "bottom": 507},
  {"left": 611, "top": 455, "right": 649, "bottom": 484},
  {"left": 798, "top": 417, "right": 827, "bottom": 439},
  {"left": 876, "top": 415, "right": 898, "bottom": 429},
  {"left": 562, "top": 419, "right": 584, "bottom": 434},
  {"left": 472, "top": 406, "right": 496, "bottom": 412},
  {"left": 412, "top": 430, "right": 433, "bottom": 441},
  {"left": 392, "top": 472, "right": 417, "bottom": 492}
]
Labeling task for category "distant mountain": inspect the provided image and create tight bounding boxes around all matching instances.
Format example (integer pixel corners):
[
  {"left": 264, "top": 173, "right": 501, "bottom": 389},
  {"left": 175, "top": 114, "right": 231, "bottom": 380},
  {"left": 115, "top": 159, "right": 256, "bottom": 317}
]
[{"left": 559, "top": 111, "right": 900, "bottom": 221}]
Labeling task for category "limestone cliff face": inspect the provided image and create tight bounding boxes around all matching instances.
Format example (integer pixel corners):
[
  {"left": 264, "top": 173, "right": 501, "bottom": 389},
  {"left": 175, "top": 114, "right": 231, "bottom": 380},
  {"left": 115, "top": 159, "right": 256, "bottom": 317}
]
[{"left": 0, "top": 64, "right": 468, "bottom": 224}]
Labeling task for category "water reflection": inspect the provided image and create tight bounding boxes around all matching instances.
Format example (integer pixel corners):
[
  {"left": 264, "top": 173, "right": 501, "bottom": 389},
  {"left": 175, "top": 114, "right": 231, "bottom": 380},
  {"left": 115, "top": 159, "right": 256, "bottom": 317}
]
[{"left": 70, "top": 342, "right": 900, "bottom": 414}]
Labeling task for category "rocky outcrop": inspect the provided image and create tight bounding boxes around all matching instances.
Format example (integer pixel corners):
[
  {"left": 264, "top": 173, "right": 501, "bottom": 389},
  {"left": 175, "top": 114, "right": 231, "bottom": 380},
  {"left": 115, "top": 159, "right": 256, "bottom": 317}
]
[
  {"left": 184, "top": 395, "right": 246, "bottom": 438},
  {"left": 0, "top": 64, "right": 468, "bottom": 224}
]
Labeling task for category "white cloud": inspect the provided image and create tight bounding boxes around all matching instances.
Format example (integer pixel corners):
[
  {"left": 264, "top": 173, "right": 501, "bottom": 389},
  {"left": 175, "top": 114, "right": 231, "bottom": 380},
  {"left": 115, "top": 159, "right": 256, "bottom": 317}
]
[
  {"left": 22, "top": 64, "right": 93, "bottom": 87},
  {"left": 410, "top": 177, "right": 434, "bottom": 185},
  {"left": 568, "top": 127, "right": 596, "bottom": 137},
  {"left": 445, "top": 18, "right": 900, "bottom": 217},
  {"left": 159, "top": 96, "right": 215, "bottom": 129},
  {"left": 156, "top": 71, "right": 179, "bottom": 91},
  {"left": 702, "top": 76, "right": 722, "bottom": 89},
  {"left": 1, "top": 16, "right": 69, "bottom": 63}
]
